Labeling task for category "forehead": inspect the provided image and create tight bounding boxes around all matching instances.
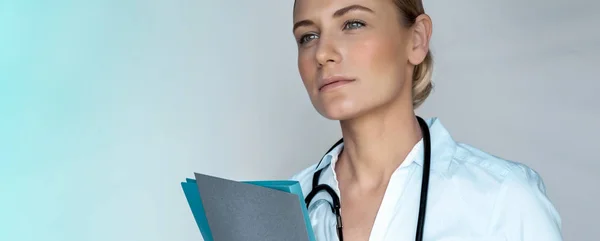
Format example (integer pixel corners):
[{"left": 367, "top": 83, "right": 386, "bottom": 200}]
[{"left": 293, "top": 0, "right": 393, "bottom": 21}]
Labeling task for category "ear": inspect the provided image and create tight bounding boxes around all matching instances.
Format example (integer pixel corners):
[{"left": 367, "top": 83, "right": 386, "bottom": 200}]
[{"left": 407, "top": 14, "right": 432, "bottom": 65}]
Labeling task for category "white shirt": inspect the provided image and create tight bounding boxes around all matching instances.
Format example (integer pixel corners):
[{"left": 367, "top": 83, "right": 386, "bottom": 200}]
[{"left": 291, "top": 117, "right": 563, "bottom": 241}]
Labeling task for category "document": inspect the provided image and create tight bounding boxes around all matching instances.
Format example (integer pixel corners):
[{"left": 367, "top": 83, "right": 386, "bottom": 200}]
[{"left": 181, "top": 173, "right": 316, "bottom": 241}]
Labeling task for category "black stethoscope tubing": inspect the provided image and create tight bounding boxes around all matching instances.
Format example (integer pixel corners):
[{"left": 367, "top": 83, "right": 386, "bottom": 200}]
[{"left": 305, "top": 116, "right": 432, "bottom": 241}]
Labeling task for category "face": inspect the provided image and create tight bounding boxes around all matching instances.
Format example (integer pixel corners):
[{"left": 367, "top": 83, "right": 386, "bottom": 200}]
[{"left": 292, "top": 0, "right": 428, "bottom": 120}]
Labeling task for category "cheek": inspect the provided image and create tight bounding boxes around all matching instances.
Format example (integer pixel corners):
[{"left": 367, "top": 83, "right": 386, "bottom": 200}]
[
  {"left": 298, "top": 52, "right": 316, "bottom": 89},
  {"left": 362, "top": 38, "right": 402, "bottom": 75},
  {"left": 350, "top": 36, "right": 405, "bottom": 90}
]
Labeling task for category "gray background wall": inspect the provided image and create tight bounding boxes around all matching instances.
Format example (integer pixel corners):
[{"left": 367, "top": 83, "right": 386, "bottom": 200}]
[{"left": 0, "top": 0, "right": 597, "bottom": 240}]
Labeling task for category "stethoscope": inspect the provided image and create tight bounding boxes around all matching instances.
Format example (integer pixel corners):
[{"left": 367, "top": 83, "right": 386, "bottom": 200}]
[{"left": 304, "top": 116, "right": 432, "bottom": 241}]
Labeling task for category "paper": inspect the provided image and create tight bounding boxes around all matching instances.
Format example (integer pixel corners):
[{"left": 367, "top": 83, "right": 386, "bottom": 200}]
[{"left": 181, "top": 173, "right": 315, "bottom": 241}]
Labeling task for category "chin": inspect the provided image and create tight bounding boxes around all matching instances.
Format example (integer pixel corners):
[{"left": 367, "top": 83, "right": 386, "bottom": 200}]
[{"left": 314, "top": 99, "right": 366, "bottom": 121}]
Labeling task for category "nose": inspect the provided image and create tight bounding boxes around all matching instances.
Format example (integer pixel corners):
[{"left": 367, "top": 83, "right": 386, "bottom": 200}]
[{"left": 315, "top": 35, "right": 342, "bottom": 68}]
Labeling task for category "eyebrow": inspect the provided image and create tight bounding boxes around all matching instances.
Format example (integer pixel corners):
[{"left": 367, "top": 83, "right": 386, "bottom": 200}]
[{"left": 293, "top": 4, "right": 375, "bottom": 32}]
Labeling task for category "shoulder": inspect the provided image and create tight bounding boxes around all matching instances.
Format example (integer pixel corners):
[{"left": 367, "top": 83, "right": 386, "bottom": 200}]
[
  {"left": 448, "top": 142, "right": 545, "bottom": 186},
  {"left": 449, "top": 141, "right": 553, "bottom": 200},
  {"left": 290, "top": 162, "right": 318, "bottom": 183},
  {"left": 289, "top": 162, "right": 320, "bottom": 199},
  {"left": 449, "top": 143, "right": 563, "bottom": 239},
  {"left": 289, "top": 139, "right": 344, "bottom": 198}
]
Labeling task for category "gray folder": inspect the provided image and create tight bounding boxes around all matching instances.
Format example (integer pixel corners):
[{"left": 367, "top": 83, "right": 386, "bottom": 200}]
[{"left": 194, "top": 173, "right": 311, "bottom": 241}]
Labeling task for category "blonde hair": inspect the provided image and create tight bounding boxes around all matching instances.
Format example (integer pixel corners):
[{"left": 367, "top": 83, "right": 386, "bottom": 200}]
[{"left": 394, "top": 0, "right": 434, "bottom": 109}]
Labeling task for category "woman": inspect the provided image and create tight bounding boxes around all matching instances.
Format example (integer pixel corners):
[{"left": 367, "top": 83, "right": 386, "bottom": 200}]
[{"left": 290, "top": 0, "right": 563, "bottom": 240}]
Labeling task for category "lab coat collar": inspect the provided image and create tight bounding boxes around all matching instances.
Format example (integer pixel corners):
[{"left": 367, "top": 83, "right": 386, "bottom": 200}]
[{"left": 314, "top": 117, "right": 456, "bottom": 178}]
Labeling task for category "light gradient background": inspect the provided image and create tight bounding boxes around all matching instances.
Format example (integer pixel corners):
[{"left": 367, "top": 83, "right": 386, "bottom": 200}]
[{"left": 1, "top": 0, "right": 598, "bottom": 240}]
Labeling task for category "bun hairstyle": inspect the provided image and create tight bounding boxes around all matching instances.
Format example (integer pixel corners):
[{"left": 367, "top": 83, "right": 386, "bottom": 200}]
[{"left": 394, "top": 0, "right": 433, "bottom": 109}]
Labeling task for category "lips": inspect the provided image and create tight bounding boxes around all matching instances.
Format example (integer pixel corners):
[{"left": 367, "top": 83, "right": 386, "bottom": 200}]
[{"left": 318, "top": 76, "right": 355, "bottom": 91}]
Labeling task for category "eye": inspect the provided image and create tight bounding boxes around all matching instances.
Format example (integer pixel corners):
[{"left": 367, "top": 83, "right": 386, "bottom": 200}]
[
  {"left": 343, "top": 19, "right": 366, "bottom": 30},
  {"left": 298, "top": 33, "right": 319, "bottom": 45}
]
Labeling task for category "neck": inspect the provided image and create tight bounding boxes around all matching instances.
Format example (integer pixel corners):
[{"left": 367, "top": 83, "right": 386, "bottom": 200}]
[{"left": 336, "top": 99, "right": 422, "bottom": 191}]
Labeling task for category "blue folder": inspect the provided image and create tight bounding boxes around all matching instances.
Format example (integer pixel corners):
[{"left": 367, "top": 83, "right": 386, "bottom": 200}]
[{"left": 181, "top": 174, "right": 316, "bottom": 241}]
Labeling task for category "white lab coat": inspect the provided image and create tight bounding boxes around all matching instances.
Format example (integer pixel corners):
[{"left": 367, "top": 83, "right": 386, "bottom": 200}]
[{"left": 291, "top": 118, "right": 562, "bottom": 241}]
